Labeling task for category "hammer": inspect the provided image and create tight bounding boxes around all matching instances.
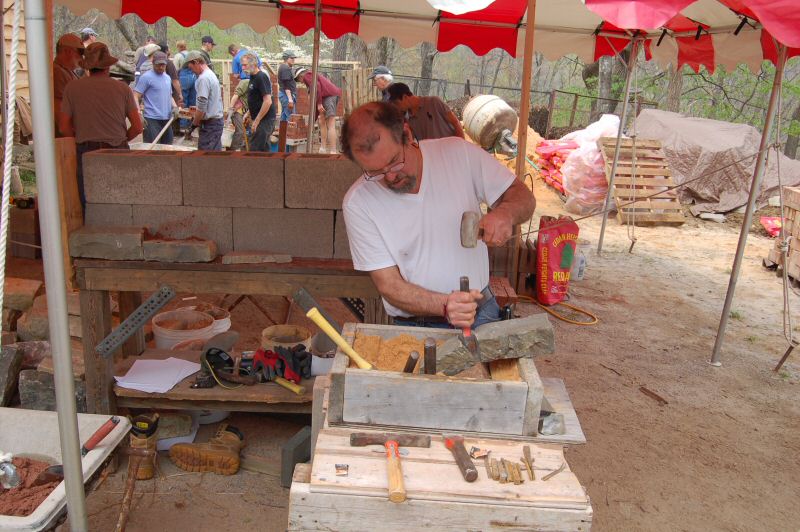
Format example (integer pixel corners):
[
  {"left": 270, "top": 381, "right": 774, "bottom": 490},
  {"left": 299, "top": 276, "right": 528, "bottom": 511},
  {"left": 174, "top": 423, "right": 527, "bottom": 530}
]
[
  {"left": 460, "top": 211, "right": 520, "bottom": 248},
  {"left": 350, "top": 432, "right": 431, "bottom": 503}
]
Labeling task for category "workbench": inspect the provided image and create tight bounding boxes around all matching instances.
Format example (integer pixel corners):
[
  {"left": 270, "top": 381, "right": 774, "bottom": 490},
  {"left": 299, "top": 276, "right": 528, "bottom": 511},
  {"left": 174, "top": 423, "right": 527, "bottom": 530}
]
[{"left": 75, "top": 257, "right": 386, "bottom": 415}]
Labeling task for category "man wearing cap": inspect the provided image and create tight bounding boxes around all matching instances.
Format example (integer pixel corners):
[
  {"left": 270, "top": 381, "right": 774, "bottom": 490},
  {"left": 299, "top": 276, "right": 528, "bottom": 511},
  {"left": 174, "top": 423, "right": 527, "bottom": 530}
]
[
  {"left": 368, "top": 66, "right": 393, "bottom": 101},
  {"left": 184, "top": 51, "right": 224, "bottom": 150},
  {"left": 135, "top": 43, "right": 161, "bottom": 84},
  {"left": 200, "top": 36, "right": 217, "bottom": 75},
  {"left": 53, "top": 33, "right": 84, "bottom": 137},
  {"left": 228, "top": 43, "right": 261, "bottom": 81},
  {"left": 387, "top": 83, "right": 464, "bottom": 141},
  {"left": 294, "top": 67, "right": 341, "bottom": 153},
  {"left": 278, "top": 51, "right": 297, "bottom": 123},
  {"left": 158, "top": 42, "right": 184, "bottom": 109},
  {"left": 80, "top": 27, "right": 98, "bottom": 48},
  {"left": 58, "top": 43, "right": 143, "bottom": 210},
  {"left": 242, "top": 53, "right": 275, "bottom": 152},
  {"left": 134, "top": 51, "right": 178, "bottom": 145}
]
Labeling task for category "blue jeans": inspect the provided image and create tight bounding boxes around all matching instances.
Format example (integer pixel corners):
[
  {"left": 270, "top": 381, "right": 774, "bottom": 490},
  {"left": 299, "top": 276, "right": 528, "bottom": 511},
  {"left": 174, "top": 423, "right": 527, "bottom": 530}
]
[
  {"left": 179, "top": 68, "right": 197, "bottom": 129},
  {"left": 143, "top": 117, "right": 173, "bottom": 145},
  {"left": 392, "top": 295, "right": 502, "bottom": 330},
  {"left": 198, "top": 118, "right": 223, "bottom": 151},
  {"left": 278, "top": 91, "right": 296, "bottom": 122}
]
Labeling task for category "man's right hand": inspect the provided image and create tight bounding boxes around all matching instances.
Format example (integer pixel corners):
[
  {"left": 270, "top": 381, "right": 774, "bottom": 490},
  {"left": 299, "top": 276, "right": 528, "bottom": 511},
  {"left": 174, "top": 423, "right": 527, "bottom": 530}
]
[
  {"left": 288, "top": 101, "right": 294, "bottom": 110},
  {"left": 444, "top": 289, "right": 483, "bottom": 329}
]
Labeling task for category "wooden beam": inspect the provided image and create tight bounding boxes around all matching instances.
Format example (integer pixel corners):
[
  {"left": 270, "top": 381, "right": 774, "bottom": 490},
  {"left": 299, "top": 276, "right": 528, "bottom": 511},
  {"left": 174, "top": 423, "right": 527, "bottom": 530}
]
[{"left": 80, "top": 289, "right": 114, "bottom": 414}]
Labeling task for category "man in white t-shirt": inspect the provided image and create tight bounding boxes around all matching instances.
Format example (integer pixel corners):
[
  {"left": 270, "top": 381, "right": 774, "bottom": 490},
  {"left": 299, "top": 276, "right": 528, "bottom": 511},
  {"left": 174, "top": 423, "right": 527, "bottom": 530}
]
[{"left": 341, "top": 102, "right": 535, "bottom": 328}]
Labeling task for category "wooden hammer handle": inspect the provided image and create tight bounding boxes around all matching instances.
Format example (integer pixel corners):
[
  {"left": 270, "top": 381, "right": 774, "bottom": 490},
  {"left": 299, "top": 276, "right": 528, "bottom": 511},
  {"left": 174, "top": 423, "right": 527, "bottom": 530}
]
[
  {"left": 444, "top": 436, "right": 478, "bottom": 482},
  {"left": 384, "top": 440, "right": 407, "bottom": 503},
  {"left": 306, "top": 308, "right": 373, "bottom": 370}
]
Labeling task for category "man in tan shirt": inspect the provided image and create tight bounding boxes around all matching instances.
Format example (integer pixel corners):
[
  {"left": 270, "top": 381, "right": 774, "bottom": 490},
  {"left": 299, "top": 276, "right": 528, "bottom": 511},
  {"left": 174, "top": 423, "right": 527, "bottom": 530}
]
[{"left": 52, "top": 33, "right": 84, "bottom": 137}]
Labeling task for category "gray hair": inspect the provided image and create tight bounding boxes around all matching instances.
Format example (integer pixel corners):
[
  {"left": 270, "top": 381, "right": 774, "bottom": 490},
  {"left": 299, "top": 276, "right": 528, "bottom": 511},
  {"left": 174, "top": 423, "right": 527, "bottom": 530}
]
[
  {"left": 376, "top": 73, "right": 394, "bottom": 84},
  {"left": 241, "top": 53, "right": 258, "bottom": 67}
]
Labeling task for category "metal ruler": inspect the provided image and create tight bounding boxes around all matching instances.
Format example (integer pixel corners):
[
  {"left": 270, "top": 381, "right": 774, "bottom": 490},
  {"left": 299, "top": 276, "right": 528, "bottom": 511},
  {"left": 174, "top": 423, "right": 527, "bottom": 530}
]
[{"left": 95, "top": 286, "right": 176, "bottom": 358}]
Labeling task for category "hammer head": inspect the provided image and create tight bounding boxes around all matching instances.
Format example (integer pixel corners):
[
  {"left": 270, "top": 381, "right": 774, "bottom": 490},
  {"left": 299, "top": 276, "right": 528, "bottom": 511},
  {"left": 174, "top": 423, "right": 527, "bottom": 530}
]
[
  {"left": 350, "top": 432, "right": 431, "bottom": 448},
  {"left": 460, "top": 211, "right": 483, "bottom": 248}
]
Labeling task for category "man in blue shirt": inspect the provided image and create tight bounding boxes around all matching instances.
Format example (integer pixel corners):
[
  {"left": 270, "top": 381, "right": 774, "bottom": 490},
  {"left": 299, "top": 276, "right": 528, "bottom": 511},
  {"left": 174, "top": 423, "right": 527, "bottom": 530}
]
[
  {"left": 134, "top": 51, "right": 177, "bottom": 145},
  {"left": 229, "top": 43, "right": 260, "bottom": 81}
]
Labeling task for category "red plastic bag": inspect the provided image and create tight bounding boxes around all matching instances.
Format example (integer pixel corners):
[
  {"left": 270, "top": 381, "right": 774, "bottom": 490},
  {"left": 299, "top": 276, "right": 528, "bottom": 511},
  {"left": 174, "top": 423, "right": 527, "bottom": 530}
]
[
  {"left": 536, "top": 216, "right": 580, "bottom": 305},
  {"left": 760, "top": 216, "right": 781, "bottom": 237}
]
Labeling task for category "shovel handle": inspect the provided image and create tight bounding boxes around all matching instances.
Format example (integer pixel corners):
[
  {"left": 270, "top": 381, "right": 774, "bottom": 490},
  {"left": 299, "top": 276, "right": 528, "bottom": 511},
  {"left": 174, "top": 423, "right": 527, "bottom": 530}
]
[
  {"left": 81, "top": 416, "right": 120, "bottom": 456},
  {"left": 306, "top": 307, "right": 373, "bottom": 369},
  {"left": 385, "top": 440, "right": 406, "bottom": 503}
]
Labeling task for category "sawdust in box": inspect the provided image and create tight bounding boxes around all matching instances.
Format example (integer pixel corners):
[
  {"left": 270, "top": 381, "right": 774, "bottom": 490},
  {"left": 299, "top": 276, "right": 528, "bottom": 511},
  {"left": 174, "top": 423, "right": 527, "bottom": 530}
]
[{"left": 351, "top": 333, "right": 443, "bottom": 372}]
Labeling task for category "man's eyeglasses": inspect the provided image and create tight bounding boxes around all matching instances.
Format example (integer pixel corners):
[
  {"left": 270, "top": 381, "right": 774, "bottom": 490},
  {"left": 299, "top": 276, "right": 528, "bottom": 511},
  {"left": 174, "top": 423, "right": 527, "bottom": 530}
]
[{"left": 362, "top": 144, "right": 406, "bottom": 181}]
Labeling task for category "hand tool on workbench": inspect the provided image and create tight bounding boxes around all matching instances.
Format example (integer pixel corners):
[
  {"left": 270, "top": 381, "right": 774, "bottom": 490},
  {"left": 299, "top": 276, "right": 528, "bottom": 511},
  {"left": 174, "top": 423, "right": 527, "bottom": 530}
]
[
  {"left": 292, "top": 287, "right": 342, "bottom": 353},
  {"left": 423, "top": 338, "right": 436, "bottom": 375},
  {"left": 350, "top": 432, "right": 431, "bottom": 503},
  {"left": 458, "top": 277, "right": 480, "bottom": 357},
  {"left": 521, "top": 445, "right": 535, "bottom": 481},
  {"left": 443, "top": 435, "right": 478, "bottom": 482},
  {"left": 306, "top": 307, "right": 373, "bottom": 369},
  {"left": 402, "top": 351, "right": 419, "bottom": 373},
  {"left": 251, "top": 347, "right": 307, "bottom": 395},
  {"left": 542, "top": 462, "right": 566, "bottom": 481}
]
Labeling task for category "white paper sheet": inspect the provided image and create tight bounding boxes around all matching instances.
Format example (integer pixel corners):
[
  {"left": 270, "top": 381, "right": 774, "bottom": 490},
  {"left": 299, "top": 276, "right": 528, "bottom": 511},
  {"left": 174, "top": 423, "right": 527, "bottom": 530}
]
[{"left": 115, "top": 358, "right": 201, "bottom": 394}]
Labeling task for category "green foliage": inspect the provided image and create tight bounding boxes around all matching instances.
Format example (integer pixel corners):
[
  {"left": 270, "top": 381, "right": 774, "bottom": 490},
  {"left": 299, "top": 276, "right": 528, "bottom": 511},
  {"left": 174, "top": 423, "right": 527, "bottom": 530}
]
[
  {"left": 729, "top": 310, "right": 744, "bottom": 320},
  {"left": 19, "top": 169, "right": 35, "bottom": 183}
]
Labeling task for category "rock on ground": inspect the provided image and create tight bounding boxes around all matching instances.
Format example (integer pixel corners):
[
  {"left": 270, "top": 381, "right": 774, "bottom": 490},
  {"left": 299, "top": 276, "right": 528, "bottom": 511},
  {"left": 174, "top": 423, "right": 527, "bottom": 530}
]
[
  {"left": 18, "top": 369, "right": 86, "bottom": 412},
  {"left": 3, "top": 277, "right": 43, "bottom": 311},
  {"left": 0, "top": 345, "right": 23, "bottom": 406}
]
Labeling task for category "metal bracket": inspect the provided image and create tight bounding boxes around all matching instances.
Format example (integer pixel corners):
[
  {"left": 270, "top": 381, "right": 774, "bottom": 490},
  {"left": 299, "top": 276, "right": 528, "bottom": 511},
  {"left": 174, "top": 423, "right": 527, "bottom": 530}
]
[{"left": 95, "top": 286, "right": 176, "bottom": 358}]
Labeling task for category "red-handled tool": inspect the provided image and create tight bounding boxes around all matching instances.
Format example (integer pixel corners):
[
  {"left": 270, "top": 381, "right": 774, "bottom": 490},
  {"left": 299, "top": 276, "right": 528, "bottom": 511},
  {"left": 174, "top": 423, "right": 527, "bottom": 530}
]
[
  {"left": 444, "top": 434, "right": 478, "bottom": 482},
  {"left": 81, "top": 416, "right": 121, "bottom": 456},
  {"left": 459, "top": 277, "right": 480, "bottom": 357}
]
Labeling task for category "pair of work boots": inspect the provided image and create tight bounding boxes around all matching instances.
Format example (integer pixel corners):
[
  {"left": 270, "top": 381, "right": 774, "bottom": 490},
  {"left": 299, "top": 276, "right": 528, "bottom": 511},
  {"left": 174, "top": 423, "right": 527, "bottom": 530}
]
[{"left": 129, "top": 413, "right": 245, "bottom": 478}]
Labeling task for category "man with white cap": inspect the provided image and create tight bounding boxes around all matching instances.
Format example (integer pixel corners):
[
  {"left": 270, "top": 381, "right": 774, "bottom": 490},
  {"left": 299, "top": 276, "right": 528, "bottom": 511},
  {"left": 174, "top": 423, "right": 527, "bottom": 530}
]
[
  {"left": 80, "top": 27, "right": 98, "bottom": 48},
  {"left": 52, "top": 33, "right": 84, "bottom": 137},
  {"left": 135, "top": 42, "right": 161, "bottom": 84},
  {"left": 58, "top": 43, "right": 142, "bottom": 210},
  {"left": 368, "top": 65, "right": 393, "bottom": 101},
  {"left": 134, "top": 51, "right": 177, "bottom": 145}
]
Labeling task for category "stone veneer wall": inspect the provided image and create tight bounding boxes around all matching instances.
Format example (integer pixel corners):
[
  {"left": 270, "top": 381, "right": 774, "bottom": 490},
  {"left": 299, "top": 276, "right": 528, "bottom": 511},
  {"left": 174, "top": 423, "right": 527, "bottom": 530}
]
[{"left": 82, "top": 150, "right": 355, "bottom": 260}]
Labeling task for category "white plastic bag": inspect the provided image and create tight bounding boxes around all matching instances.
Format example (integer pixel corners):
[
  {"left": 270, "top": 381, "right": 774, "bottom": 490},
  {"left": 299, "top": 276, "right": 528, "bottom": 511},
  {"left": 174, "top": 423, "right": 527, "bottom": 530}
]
[{"left": 559, "top": 114, "right": 622, "bottom": 215}]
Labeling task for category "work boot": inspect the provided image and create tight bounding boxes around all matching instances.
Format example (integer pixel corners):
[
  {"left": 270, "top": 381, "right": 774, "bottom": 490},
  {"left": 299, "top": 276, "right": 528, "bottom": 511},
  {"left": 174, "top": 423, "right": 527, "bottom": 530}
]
[
  {"left": 169, "top": 424, "right": 245, "bottom": 475},
  {"left": 129, "top": 413, "right": 159, "bottom": 480}
]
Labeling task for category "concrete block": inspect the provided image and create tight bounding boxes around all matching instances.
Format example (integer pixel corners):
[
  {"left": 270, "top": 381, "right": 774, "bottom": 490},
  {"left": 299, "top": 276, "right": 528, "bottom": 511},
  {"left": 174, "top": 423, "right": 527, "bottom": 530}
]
[
  {"left": 36, "top": 339, "right": 85, "bottom": 379},
  {"left": 436, "top": 314, "right": 555, "bottom": 376},
  {"left": 0, "top": 345, "right": 23, "bottom": 406},
  {"left": 222, "top": 251, "right": 292, "bottom": 264},
  {"left": 143, "top": 239, "right": 217, "bottom": 262},
  {"left": 3, "top": 277, "right": 43, "bottom": 312},
  {"left": 333, "top": 210, "right": 351, "bottom": 260},
  {"left": 18, "top": 369, "right": 87, "bottom": 412},
  {"left": 285, "top": 154, "right": 361, "bottom": 209},
  {"left": 233, "top": 208, "right": 333, "bottom": 258},
  {"left": 69, "top": 226, "right": 144, "bottom": 260},
  {"left": 132, "top": 205, "right": 233, "bottom": 254},
  {"left": 85, "top": 203, "right": 134, "bottom": 226},
  {"left": 83, "top": 149, "right": 184, "bottom": 205},
  {"left": 281, "top": 425, "right": 311, "bottom": 488},
  {"left": 182, "top": 151, "right": 284, "bottom": 208}
]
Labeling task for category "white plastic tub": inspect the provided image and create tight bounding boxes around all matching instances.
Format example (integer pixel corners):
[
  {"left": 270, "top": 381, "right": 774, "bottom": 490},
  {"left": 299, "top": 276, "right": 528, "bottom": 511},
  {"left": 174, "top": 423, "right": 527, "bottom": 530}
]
[
  {"left": 182, "top": 305, "right": 231, "bottom": 337},
  {"left": 152, "top": 309, "right": 215, "bottom": 350},
  {"left": 0, "top": 408, "right": 131, "bottom": 531}
]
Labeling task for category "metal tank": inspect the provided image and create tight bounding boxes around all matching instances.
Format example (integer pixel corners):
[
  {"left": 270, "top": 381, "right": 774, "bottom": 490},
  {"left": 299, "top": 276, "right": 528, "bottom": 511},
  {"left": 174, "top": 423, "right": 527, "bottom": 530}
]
[{"left": 462, "top": 95, "right": 519, "bottom": 154}]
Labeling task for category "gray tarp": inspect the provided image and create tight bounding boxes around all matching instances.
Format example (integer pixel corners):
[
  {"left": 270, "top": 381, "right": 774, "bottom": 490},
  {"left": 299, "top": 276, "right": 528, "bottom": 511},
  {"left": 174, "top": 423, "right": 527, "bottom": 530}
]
[{"left": 634, "top": 109, "right": 800, "bottom": 215}]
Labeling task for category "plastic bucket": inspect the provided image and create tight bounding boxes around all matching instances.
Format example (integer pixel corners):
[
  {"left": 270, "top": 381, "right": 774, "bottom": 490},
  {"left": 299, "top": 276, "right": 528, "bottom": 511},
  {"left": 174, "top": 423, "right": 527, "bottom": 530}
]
[
  {"left": 261, "top": 324, "right": 312, "bottom": 351},
  {"left": 221, "top": 126, "right": 234, "bottom": 148},
  {"left": 183, "top": 304, "right": 231, "bottom": 336},
  {"left": 152, "top": 309, "right": 215, "bottom": 350}
]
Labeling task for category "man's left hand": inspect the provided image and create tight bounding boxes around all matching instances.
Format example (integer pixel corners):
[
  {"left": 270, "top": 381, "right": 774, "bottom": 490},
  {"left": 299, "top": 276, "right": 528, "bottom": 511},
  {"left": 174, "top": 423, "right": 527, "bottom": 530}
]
[{"left": 479, "top": 209, "right": 514, "bottom": 247}]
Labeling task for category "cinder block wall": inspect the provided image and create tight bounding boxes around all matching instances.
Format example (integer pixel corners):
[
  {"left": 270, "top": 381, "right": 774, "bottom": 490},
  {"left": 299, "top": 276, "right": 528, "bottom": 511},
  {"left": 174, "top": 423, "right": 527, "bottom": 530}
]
[{"left": 82, "top": 150, "right": 358, "bottom": 259}]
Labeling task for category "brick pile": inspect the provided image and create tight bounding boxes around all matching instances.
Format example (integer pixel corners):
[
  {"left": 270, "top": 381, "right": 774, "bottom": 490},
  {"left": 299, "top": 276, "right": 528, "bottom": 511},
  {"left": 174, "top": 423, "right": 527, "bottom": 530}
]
[{"left": 82, "top": 150, "right": 360, "bottom": 259}]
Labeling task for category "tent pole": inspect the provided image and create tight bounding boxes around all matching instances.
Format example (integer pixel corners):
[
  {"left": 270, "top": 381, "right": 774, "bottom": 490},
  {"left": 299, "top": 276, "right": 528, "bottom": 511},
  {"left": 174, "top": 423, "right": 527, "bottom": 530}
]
[
  {"left": 23, "top": 0, "right": 88, "bottom": 529},
  {"left": 511, "top": 0, "right": 537, "bottom": 287},
  {"left": 711, "top": 43, "right": 788, "bottom": 367},
  {"left": 305, "top": 0, "right": 321, "bottom": 153},
  {"left": 596, "top": 36, "right": 640, "bottom": 255}
]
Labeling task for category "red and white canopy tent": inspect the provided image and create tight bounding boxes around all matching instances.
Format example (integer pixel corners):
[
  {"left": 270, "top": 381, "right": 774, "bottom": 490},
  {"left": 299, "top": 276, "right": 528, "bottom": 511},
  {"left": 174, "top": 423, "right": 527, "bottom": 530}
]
[{"left": 14, "top": 0, "right": 800, "bottom": 528}]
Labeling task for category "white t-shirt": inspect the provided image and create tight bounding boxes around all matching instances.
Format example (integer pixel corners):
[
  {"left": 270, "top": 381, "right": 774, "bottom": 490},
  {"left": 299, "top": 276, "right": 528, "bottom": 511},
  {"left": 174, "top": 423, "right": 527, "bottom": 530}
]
[{"left": 343, "top": 137, "right": 515, "bottom": 317}]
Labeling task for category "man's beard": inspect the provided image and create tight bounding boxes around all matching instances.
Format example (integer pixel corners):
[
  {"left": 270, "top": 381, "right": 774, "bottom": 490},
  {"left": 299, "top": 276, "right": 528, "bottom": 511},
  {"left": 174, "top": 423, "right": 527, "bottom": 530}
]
[{"left": 387, "top": 173, "right": 417, "bottom": 194}]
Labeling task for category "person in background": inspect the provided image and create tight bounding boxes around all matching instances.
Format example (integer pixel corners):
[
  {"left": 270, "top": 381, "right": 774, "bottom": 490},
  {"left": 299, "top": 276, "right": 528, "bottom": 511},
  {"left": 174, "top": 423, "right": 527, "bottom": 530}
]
[
  {"left": 80, "top": 27, "right": 98, "bottom": 48},
  {"left": 134, "top": 51, "right": 177, "bottom": 145},
  {"left": 53, "top": 33, "right": 84, "bottom": 137},
  {"left": 158, "top": 41, "right": 184, "bottom": 108},
  {"left": 226, "top": 78, "right": 249, "bottom": 151},
  {"left": 294, "top": 66, "right": 341, "bottom": 154},
  {"left": 173, "top": 40, "right": 188, "bottom": 70},
  {"left": 387, "top": 82, "right": 464, "bottom": 141},
  {"left": 278, "top": 50, "right": 297, "bottom": 123},
  {"left": 368, "top": 66, "right": 393, "bottom": 101},
  {"left": 228, "top": 43, "right": 261, "bottom": 81},
  {"left": 134, "top": 35, "right": 156, "bottom": 69},
  {"left": 242, "top": 53, "right": 275, "bottom": 152},
  {"left": 176, "top": 41, "right": 196, "bottom": 130},
  {"left": 200, "top": 36, "right": 217, "bottom": 76},
  {"left": 58, "top": 43, "right": 142, "bottom": 210},
  {"left": 184, "top": 51, "right": 224, "bottom": 150},
  {"left": 135, "top": 42, "right": 160, "bottom": 83}
]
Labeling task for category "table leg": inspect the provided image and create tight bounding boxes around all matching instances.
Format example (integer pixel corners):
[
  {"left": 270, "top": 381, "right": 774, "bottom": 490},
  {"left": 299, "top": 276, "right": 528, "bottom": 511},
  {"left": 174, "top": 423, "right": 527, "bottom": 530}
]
[
  {"left": 363, "top": 298, "right": 389, "bottom": 324},
  {"left": 81, "top": 289, "right": 115, "bottom": 414},
  {"left": 118, "top": 291, "right": 145, "bottom": 357}
]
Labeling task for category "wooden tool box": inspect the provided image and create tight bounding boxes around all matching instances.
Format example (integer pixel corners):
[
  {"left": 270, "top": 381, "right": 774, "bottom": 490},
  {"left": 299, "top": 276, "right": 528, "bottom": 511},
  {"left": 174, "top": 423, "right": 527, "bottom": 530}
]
[{"left": 327, "top": 323, "right": 544, "bottom": 437}]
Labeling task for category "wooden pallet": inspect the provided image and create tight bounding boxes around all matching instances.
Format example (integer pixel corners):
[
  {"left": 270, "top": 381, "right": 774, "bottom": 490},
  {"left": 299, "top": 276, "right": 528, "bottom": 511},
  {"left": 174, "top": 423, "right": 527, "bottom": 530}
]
[{"left": 599, "top": 137, "right": 685, "bottom": 226}]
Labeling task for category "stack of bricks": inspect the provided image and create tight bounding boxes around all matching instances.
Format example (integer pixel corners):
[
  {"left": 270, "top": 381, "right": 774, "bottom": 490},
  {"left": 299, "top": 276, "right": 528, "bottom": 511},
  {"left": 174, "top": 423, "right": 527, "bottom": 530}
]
[
  {"left": 287, "top": 114, "right": 309, "bottom": 140},
  {"left": 488, "top": 236, "right": 537, "bottom": 296},
  {"left": 81, "top": 150, "right": 359, "bottom": 260},
  {"left": 769, "top": 186, "right": 800, "bottom": 278}
]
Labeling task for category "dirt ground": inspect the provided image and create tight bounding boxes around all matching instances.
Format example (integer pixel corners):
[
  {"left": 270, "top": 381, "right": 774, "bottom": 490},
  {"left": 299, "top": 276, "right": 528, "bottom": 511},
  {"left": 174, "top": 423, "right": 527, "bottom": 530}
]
[{"left": 11, "top": 176, "right": 799, "bottom": 531}]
